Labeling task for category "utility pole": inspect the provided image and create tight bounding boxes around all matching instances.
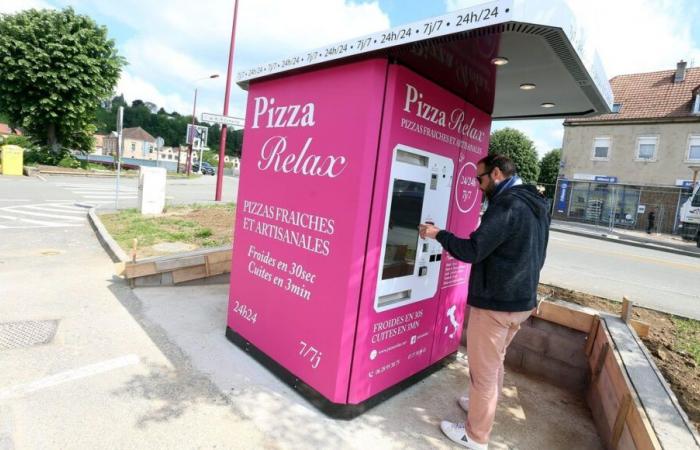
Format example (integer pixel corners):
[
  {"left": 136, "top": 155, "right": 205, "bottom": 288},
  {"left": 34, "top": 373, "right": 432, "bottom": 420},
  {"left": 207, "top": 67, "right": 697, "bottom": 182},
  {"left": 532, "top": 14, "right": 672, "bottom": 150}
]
[
  {"left": 115, "top": 106, "right": 124, "bottom": 209},
  {"left": 216, "top": 0, "right": 239, "bottom": 201},
  {"left": 187, "top": 88, "right": 198, "bottom": 176}
]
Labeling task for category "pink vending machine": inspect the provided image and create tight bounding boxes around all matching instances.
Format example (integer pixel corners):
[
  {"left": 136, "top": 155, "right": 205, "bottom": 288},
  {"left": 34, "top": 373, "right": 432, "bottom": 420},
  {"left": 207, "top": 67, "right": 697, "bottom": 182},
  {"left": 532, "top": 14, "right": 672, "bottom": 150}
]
[{"left": 227, "top": 59, "right": 491, "bottom": 417}]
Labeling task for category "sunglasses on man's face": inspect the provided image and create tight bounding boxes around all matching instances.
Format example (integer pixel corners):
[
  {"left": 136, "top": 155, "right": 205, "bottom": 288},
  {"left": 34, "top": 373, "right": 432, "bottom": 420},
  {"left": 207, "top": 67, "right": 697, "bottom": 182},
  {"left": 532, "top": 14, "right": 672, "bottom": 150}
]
[{"left": 476, "top": 169, "right": 492, "bottom": 182}]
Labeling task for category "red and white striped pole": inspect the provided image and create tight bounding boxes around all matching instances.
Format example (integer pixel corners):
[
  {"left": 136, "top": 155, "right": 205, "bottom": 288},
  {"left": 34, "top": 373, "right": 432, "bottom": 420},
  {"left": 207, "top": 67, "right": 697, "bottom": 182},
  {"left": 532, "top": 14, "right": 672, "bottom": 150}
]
[{"left": 215, "top": 0, "right": 240, "bottom": 201}]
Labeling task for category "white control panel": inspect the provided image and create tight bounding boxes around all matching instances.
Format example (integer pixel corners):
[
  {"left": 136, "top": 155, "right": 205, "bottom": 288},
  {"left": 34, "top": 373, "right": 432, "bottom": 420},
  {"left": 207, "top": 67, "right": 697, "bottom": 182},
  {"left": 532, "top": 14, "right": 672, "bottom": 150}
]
[{"left": 374, "top": 145, "right": 454, "bottom": 312}]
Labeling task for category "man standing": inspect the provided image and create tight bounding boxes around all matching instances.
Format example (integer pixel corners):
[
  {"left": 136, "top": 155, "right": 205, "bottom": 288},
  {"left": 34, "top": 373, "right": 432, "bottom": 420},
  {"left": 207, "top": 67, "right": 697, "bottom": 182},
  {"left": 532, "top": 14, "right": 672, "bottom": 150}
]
[
  {"left": 646, "top": 211, "right": 656, "bottom": 234},
  {"left": 419, "top": 154, "right": 550, "bottom": 449}
]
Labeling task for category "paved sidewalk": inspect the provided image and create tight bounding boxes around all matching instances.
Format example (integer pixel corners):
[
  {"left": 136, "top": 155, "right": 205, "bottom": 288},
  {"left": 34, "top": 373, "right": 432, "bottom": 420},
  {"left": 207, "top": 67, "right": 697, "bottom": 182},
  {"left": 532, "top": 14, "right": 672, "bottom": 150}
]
[
  {"left": 551, "top": 219, "right": 700, "bottom": 258},
  {"left": 0, "top": 223, "right": 601, "bottom": 449},
  {"left": 132, "top": 281, "right": 602, "bottom": 450}
]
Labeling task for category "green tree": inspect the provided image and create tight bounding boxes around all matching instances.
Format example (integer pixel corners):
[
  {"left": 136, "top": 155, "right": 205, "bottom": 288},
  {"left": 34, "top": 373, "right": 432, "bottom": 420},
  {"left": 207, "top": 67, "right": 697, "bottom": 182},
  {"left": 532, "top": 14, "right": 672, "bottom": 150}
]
[
  {"left": 538, "top": 148, "right": 561, "bottom": 198},
  {"left": 488, "top": 128, "right": 540, "bottom": 183},
  {"left": 0, "top": 8, "right": 124, "bottom": 152}
]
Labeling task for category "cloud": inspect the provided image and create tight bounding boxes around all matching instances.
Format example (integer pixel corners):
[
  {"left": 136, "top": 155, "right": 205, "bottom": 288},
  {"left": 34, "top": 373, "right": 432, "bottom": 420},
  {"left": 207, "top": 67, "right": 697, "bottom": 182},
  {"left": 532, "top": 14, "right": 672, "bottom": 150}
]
[
  {"left": 567, "top": 0, "right": 700, "bottom": 76},
  {"left": 0, "top": 0, "right": 52, "bottom": 14},
  {"left": 446, "top": 0, "right": 700, "bottom": 159},
  {"left": 116, "top": 71, "right": 191, "bottom": 114},
  {"left": 236, "top": 0, "right": 390, "bottom": 62},
  {"left": 492, "top": 120, "right": 564, "bottom": 158},
  {"left": 446, "top": 0, "right": 700, "bottom": 76},
  {"left": 121, "top": 40, "right": 223, "bottom": 87},
  {"left": 54, "top": 0, "right": 390, "bottom": 116}
]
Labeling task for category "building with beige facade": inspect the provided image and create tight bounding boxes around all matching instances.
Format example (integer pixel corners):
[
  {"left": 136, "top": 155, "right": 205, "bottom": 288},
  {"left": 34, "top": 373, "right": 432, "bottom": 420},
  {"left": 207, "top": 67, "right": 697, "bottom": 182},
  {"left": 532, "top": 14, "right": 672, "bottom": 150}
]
[
  {"left": 555, "top": 61, "right": 700, "bottom": 234},
  {"left": 103, "top": 127, "right": 156, "bottom": 160}
]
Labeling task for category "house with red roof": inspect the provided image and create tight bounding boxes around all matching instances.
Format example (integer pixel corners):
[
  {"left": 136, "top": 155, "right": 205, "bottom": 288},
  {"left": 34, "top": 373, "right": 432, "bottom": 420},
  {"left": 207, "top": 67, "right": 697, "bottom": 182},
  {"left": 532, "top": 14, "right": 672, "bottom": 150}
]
[
  {"left": 556, "top": 61, "right": 700, "bottom": 233},
  {"left": 0, "top": 123, "right": 21, "bottom": 138}
]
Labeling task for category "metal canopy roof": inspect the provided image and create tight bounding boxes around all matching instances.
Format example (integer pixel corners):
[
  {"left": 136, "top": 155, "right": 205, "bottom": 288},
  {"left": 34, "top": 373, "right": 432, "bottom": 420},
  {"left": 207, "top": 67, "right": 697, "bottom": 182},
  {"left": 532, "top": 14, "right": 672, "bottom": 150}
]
[{"left": 236, "top": 0, "right": 613, "bottom": 119}]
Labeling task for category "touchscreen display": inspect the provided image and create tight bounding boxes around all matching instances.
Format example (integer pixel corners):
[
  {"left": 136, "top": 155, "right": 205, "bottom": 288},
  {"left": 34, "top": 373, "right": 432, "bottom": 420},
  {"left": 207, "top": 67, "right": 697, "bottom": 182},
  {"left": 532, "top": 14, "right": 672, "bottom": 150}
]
[{"left": 382, "top": 179, "right": 425, "bottom": 280}]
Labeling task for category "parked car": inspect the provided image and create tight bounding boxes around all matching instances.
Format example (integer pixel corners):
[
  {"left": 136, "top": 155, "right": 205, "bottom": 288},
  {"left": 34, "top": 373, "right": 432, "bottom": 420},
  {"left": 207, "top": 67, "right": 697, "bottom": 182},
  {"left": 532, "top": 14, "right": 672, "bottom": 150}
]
[{"left": 193, "top": 161, "right": 216, "bottom": 175}]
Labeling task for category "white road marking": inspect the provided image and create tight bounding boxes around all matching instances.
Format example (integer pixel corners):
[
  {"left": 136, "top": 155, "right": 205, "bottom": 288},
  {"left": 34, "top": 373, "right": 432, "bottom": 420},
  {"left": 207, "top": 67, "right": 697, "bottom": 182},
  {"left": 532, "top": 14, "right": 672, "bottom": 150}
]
[
  {"left": 0, "top": 355, "right": 141, "bottom": 401},
  {"left": 45, "top": 203, "right": 89, "bottom": 210},
  {"left": 0, "top": 213, "right": 75, "bottom": 227},
  {"left": 22, "top": 204, "right": 86, "bottom": 214},
  {"left": 1, "top": 208, "right": 84, "bottom": 221},
  {"left": 53, "top": 183, "right": 137, "bottom": 205},
  {"left": 0, "top": 202, "right": 88, "bottom": 228},
  {"left": 83, "top": 195, "right": 137, "bottom": 199},
  {"left": 0, "top": 199, "right": 30, "bottom": 202}
]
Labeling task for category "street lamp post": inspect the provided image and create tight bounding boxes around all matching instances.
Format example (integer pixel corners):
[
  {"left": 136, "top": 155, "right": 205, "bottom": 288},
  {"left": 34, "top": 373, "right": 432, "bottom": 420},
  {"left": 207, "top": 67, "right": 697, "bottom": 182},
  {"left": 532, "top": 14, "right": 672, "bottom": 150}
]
[
  {"left": 187, "top": 74, "right": 219, "bottom": 176},
  {"left": 216, "top": 0, "right": 240, "bottom": 201}
]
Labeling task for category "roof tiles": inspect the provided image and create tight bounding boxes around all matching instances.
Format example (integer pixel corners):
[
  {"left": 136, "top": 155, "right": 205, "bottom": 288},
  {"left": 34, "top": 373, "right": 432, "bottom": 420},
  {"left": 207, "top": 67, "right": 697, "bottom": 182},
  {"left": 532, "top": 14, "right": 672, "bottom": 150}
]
[{"left": 567, "top": 66, "right": 700, "bottom": 123}]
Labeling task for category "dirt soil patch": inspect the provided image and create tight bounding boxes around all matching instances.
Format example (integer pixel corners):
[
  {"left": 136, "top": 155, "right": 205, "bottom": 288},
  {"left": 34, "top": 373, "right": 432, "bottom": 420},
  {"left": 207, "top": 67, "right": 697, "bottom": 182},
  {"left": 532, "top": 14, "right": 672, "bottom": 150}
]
[
  {"left": 99, "top": 203, "right": 235, "bottom": 258},
  {"left": 539, "top": 284, "right": 700, "bottom": 433}
]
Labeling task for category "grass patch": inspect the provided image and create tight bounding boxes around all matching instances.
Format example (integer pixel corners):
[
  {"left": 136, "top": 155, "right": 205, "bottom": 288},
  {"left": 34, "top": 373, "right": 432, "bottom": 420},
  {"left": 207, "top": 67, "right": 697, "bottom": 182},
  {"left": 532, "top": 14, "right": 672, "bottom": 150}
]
[
  {"left": 673, "top": 316, "right": 700, "bottom": 365},
  {"left": 99, "top": 203, "right": 235, "bottom": 257}
]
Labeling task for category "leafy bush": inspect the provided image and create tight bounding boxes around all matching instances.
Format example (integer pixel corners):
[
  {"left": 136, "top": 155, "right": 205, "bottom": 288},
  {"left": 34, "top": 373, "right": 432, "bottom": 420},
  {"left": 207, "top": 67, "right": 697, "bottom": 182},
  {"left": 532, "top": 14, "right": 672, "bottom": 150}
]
[
  {"left": 0, "top": 135, "right": 33, "bottom": 148},
  {"left": 58, "top": 155, "right": 80, "bottom": 168},
  {"left": 23, "top": 145, "right": 72, "bottom": 166}
]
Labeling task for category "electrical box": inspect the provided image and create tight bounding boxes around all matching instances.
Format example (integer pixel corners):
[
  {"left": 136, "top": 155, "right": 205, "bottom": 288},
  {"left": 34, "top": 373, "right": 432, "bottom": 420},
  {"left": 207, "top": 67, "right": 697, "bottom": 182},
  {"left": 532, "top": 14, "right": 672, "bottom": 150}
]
[{"left": 138, "top": 166, "right": 167, "bottom": 215}]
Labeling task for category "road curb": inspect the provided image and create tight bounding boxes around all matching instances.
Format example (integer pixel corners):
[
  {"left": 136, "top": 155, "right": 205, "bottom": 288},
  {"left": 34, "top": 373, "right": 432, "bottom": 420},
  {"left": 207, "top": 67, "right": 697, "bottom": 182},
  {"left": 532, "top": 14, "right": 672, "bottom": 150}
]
[
  {"left": 87, "top": 208, "right": 129, "bottom": 263},
  {"left": 551, "top": 226, "right": 700, "bottom": 259},
  {"left": 40, "top": 170, "right": 138, "bottom": 178}
]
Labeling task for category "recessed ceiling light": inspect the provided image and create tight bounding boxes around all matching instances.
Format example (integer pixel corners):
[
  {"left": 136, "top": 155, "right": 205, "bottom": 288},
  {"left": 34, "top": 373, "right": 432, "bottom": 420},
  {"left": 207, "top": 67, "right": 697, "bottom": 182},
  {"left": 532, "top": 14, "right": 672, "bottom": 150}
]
[
  {"left": 491, "top": 57, "right": 509, "bottom": 66},
  {"left": 541, "top": 102, "right": 556, "bottom": 108},
  {"left": 520, "top": 83, "right": 536, "bottom": 90}
]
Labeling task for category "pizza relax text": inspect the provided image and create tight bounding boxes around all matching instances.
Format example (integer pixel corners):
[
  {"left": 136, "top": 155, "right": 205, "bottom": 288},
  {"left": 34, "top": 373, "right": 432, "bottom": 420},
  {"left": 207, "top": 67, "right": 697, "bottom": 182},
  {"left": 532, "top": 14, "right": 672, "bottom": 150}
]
[{"left": 252, "top": 96, "right": 348, "bottom": 178}]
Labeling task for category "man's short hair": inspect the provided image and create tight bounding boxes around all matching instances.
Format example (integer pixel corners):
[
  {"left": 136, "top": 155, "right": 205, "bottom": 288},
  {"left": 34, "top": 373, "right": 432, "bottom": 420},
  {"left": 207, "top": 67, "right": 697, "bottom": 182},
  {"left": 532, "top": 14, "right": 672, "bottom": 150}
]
[{"left": 478, "top": 154, "right": 516, "bottom": 177}]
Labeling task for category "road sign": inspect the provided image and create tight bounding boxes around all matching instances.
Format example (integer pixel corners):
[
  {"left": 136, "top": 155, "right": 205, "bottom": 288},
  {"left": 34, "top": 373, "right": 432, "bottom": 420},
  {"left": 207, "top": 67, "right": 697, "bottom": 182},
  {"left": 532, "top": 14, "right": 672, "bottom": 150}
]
[
  {"left": 201, "top": 112, "right": 245, "bottom": 128},
  {"left": 186, "top": 124, "right": 208, "bottom": 149}
]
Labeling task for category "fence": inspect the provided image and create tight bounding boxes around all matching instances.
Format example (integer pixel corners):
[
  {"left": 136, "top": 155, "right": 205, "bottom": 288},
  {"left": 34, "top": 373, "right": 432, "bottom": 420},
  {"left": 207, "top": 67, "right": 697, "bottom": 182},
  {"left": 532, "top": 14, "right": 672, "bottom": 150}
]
[
  {"left": 75, "top": 154, "right": 180, "bottom": 172},
  {"left": 549, "top": 179, "right": 693, "bottom": 235}
]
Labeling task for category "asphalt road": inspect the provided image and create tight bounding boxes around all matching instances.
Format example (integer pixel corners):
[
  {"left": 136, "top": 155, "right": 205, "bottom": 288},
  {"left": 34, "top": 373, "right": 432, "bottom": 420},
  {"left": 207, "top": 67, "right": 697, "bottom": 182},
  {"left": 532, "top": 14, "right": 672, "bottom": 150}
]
[
  {"left": 0, "top": 202, "right": 265, "bottom": 448},
  {"left": 0, "top": 173, "right": 239, "bottom": 229},
  {"left": 542, "top": 230, "right": 700, "bottom": 320},
  {"left": 2, "top": 173, "right": 697, "bottom": 321}
]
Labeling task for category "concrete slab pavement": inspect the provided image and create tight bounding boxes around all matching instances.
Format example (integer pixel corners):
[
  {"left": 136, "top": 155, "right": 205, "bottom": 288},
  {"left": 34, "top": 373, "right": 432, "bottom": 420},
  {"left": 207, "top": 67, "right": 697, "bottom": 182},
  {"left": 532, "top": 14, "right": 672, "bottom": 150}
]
[
  {"left": 0, "top": 225, "right": 267, "bottom": 449},
  {"left": 133, "top": 281, "right": 603, "bottom": 450}
]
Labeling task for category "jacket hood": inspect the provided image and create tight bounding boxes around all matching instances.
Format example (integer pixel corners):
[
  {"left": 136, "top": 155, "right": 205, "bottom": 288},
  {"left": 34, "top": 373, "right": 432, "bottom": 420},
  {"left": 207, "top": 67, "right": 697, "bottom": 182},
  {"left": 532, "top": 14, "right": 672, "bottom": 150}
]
[{"left": 507, "top": 184, "right": 548, "bottom": 218}]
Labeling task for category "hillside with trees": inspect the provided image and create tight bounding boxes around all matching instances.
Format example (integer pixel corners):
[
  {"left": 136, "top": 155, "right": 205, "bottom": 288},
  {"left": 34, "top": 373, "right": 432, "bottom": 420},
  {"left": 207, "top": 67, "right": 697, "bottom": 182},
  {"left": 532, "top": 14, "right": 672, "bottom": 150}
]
[{"left": 95, "top": 95, "right": 243, "bottom": 157}]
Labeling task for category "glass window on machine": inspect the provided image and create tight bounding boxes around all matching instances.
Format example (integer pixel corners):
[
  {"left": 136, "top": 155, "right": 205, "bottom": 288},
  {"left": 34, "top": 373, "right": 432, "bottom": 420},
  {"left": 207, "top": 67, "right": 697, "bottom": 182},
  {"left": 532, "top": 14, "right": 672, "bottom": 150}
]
[{"left": 382, "top": 179, "right": 425, "bottom": 280}]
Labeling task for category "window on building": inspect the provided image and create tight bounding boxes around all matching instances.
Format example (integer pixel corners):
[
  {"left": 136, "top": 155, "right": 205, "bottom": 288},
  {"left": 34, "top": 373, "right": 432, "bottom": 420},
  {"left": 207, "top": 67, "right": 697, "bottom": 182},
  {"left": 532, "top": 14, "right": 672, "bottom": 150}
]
[
  {"left": 612, "top": 103, "right": 622, "bottom": 113},
  {"left": 693, "top": 94, "right": 700, "bottom": 115},
  {"left": 130, "top": 142, "right": 136, "bottom": 152},
  {"left": 592, "top": 137, "right": 611, "bottom": 160},
  {"left": 689, "top": 135, "right": 700, "bottom": 161},
  {"left": 636, "top": 136, "right": 658, "bottom": 161}
]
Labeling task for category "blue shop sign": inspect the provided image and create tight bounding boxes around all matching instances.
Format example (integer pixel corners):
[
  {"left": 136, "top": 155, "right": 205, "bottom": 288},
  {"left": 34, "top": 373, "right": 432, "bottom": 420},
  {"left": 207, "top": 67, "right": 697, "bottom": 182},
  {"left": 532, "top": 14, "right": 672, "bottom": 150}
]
[
  {"left": 557, "top": 179, "right": 568, "bottom": 213},
  {"left": 594, "top": 176, "right": 618, "bottom": 183}
]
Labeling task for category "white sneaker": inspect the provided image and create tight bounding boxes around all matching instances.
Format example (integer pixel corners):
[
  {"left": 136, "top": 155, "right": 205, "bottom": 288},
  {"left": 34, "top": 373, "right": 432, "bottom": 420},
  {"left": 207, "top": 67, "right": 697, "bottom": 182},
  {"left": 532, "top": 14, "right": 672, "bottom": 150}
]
[
  {"left": 440, "top": 421, "right": 487, "bottom": 450},
  {"left": 457, "top": 396, "right": 469, "bottom": 412}
]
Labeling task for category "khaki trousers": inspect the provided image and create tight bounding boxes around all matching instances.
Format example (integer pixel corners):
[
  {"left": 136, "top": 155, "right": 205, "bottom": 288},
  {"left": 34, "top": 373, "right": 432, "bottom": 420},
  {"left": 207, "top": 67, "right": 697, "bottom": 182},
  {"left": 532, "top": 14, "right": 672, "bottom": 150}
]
[{"left": 465, "top": 306, "right": 534, "bottom": 444}]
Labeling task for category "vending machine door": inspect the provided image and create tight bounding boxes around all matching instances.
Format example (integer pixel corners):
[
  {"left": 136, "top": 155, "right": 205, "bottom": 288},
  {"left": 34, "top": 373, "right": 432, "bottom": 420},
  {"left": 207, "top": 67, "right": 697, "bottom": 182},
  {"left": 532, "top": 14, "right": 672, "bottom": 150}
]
[{"left": 375, "top": 145, "right": 453, "bottom": 312}]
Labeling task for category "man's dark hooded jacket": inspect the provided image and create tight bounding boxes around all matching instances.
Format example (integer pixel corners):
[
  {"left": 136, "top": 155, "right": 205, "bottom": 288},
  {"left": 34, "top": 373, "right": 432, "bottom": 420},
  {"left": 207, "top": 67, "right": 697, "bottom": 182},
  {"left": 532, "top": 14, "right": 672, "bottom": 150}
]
[{"left": 435, "top": 182, "right": 550, "bottom": 312}]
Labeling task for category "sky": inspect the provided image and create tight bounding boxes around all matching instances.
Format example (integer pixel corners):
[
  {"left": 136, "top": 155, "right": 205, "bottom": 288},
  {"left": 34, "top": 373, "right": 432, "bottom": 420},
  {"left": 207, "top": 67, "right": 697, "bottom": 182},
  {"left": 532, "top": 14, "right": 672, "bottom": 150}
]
[{"left": 3, "top": 0, "right": 700, "bottom": 157}]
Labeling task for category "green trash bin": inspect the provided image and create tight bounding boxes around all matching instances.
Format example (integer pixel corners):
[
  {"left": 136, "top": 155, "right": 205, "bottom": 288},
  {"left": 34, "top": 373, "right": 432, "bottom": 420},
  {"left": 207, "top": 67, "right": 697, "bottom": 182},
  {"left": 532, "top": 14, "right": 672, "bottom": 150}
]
[{"left": 1, "top": 145, "right": 24, "bottom": 176}]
